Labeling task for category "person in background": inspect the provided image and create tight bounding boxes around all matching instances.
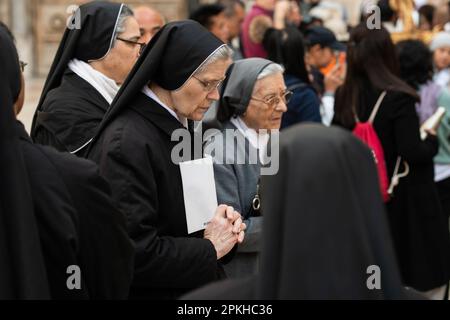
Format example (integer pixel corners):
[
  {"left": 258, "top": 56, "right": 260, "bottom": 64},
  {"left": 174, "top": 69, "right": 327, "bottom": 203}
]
[
  {"left": 220, "top": 0, "right": 246, "bottom": 60},
  {"left": 397, "top": 40, "right": 450, "bottom": 225},
  {"left": 241, "top": 0, "right": 276, "bottom": 58},
  {"left": 333, "top": 24, "right": 450, "bottom": 299},
  {"left": 378, "top": 0, "right": 400, "bottom": 33},
  {"left": 134, "top": 5, "right": 165, "bottom": 43},
  {"left": 189, "top": 4, "right": 230, "bottom": 43},
  {"left": 418, "top": 4, "right": 436, "bottom": 31},
  {"left": 264, "top": 26, "right": 321, "bottom": 127},
  {"left": 240, "top": 0, "right": 294, "bottom": 58},
  {"left": 430, "top": 32, "right": 450, "bottom": 89},
  {"left": 304, "top": 26, "right": 346, "bottom": 125}
]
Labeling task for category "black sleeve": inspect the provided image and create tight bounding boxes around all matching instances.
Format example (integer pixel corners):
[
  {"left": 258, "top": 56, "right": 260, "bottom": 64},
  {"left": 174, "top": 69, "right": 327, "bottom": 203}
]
[
  {"left": 97, "top": 126, "right": 220, "bottom": 289},
  {"left": 391, "top": 93, "right": 438, "bottom": 164},
  {"left": 43, "top": 147, "right": 135, "bottom": 299},
  {"left": 22, "top": 143, "right": 86, "bottom": 299}
]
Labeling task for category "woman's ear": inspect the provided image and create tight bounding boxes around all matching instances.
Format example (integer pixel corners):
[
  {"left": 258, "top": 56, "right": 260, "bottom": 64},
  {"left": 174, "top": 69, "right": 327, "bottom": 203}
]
[{"left": 13, "top": 73, "right": 25, "bottom": 116}]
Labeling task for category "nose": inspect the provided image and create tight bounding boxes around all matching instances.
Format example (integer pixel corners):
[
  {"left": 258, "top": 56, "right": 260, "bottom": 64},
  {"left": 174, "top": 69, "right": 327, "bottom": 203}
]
[
  {"left": 207, "top": 87, "right": 221, "bottom": 101},
  {"left": 276, "top": 99, "right": 288, "bottom": 113}
]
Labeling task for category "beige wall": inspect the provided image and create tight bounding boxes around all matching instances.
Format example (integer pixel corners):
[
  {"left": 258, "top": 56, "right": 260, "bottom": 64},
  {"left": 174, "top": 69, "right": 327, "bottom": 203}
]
[{"left": 7, "top": 0, "right": 190, "bottom": 77}]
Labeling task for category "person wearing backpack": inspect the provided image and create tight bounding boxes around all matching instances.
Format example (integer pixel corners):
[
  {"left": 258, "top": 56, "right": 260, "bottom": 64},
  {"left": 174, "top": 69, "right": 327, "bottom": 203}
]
[
  {"left": 263, "top": 26, "right": 322, "bottom": 129},
  {"left": 333, "top": 24, "right": 450, "bottom": 299}
]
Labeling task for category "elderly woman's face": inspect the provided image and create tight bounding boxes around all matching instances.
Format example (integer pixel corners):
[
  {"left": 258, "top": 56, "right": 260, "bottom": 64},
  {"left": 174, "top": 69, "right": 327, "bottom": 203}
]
[
  {"left": 242, "top": 73, "right": 288, "bottom": 130},
  {"left": 171, "top": 58, "right": 232, "bottom": 121}
]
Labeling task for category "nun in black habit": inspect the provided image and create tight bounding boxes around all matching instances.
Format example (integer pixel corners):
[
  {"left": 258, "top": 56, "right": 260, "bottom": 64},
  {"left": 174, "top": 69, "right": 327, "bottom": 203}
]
[
  {"left": 87, "top": 20, "right": 246, "bottom": 299},
  {"left": 183, "top": 124, "right": 422, "bottom": 299},
  {"left": 31, "top": 1, "right": 141, "bottom": 157},
  {"left": 0, "top": 24, "right": 50, "bottom": 299},
  {"left": 0, "top": 24, "right": 134, "bottom": 299}
]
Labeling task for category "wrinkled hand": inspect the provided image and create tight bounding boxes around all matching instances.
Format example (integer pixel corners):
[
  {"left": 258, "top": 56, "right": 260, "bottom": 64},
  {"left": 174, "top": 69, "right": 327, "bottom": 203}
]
[{"left": 204, "top": 205, "right": 246, "bottom": 259}]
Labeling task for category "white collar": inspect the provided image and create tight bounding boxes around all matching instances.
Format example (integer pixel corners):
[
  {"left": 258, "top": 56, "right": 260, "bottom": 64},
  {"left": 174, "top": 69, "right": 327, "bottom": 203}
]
[
  {"left": 230, "top": 116, "right": 270, "bottom": 164},
  {"left": 141, "top": 86, "right": 188, "bottom": 128},
  {"left": 68, "top": 58, "right": 120, "bottom": 104}
]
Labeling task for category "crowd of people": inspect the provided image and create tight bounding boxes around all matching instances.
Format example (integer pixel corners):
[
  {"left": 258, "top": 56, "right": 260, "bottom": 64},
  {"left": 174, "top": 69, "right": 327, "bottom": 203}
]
[{"left": 2, "top": 0, "right": 450, "bottom": 300}]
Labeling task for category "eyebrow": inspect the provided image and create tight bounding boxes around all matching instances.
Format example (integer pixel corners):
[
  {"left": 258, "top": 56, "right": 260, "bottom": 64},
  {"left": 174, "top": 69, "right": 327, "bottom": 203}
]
[
  {"left": 261, "top": 88, "right": 288, "bottom": 97},
  {"left": 201, "top": 76, "right": 225, "bottom": 82}
]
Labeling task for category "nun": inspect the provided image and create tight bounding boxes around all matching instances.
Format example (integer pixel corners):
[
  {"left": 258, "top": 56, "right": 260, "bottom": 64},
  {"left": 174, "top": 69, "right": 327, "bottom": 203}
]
[
  {"left": 0, "top": 23, "right": 134, "bottom": 299},
  {"left": 0, "top": 24, "right": 50, "bottom": 299},
  {"left": 184, "top": 124, "right": 423, "bottom": 299},
  {"left": 205, "top": 57, "right": 288, "bottom": 279},
  {"left": 31, "top": 1, "right": 142, "bottom": 157},
  {"left": 87, "top": 20, "right": 246, "bottom": 299}
]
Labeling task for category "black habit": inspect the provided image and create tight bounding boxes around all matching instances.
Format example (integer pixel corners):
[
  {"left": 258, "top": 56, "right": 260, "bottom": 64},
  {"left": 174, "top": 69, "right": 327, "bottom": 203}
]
[
  {"left": 0, "top": 24, "right": 134, "bottom": 299},
  {"left": 183, "top": 124, "right": 415, "bottom": 300},
  {"left": 31, "top": 1, "right": 125, "bottom": 156},
  {"left": 87, "top": 20, "right": 228, "bottom": 299},
  {"left": 17, "top": 121, "right": 134, "bottom": 299},
  {"left": 0, "top": 26, "right": 51, "bottom": 299}
]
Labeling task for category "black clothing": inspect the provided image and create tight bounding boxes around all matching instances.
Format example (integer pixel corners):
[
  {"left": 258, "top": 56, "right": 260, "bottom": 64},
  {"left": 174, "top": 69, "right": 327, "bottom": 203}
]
[
  {"left": 333, "top": 88, "right": 450, "bottom": 291},
  {"left": 88, "top": 94, "right": 222, "bottom": 299},
  {"left": 17, "top": 122, "right": 134, "bottom": 299},
  {"left": 31, "top": 1, "right": 125, "bottom": 154},
  {"left": 184, "top": 124, "right": 410, "bottom": 299},
  {"left": 87, "top": 20, "right": 228, "bottom": 299},
  {"left": 0, "top": 27, "right": 51, "bottom": 299},
  {"left": 33, "top": 69, "right": 109, "bottom": 156}
]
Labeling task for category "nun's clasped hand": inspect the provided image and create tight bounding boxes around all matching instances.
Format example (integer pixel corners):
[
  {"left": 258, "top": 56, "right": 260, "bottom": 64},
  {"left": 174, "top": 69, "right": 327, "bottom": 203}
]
[{"left": 204, "top": 205, "right": 246, "bottom": 260}]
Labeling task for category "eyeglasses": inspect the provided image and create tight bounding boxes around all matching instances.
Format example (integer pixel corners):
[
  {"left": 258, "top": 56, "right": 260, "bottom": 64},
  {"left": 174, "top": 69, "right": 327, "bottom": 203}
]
[
  {"left": 19, "top": 60, "right": 28, "bottom": 72},
  {"left": 251, "top": 90, "right": 293, "bottom": 109},
  {"left": 192, "top": 75, "right": 226, "bottom": 92},
  {"left": 116, "top": 37, "right": 146, "bottom": 55}
]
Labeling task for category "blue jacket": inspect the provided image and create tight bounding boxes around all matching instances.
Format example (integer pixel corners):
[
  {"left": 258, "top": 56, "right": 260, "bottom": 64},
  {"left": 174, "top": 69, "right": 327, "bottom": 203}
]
[{"left": 281, "top": 74, "right": 321, "bottom": 129}]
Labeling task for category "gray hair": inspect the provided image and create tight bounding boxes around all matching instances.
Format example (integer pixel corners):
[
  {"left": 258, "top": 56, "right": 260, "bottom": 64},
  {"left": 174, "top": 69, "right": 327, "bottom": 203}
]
[
  {"left": 194, "top": 45, "right": 234, "bottom": 75},
  {"left": 113, "top": 5, "right": 134, "bottom": 45},
  {"left": 257, "top": 63, "right": 285, "bottom": 80}
]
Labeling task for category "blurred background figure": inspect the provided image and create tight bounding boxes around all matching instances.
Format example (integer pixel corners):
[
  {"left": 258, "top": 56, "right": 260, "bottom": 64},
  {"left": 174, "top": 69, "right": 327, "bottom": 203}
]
[
  {"left": 219, "top": 0, "right": 246, "bottom": 60},
  {"left": 418, "top": 4, "right": 436, "bottom": 31},
  {"left": 397, "top": 39, "right": 450, "bottom": 227},
  {"left": 134, "top": 5, "right": 165, "bottom": 43},
  {"left": 189, "top": 3, "right": 230, "bottom": 43},
  {"left": 333, "top": 24, "right": 450, "bottom": 299},
  {"left": 430, "top": 32, "right": 450, "bottom": 89}
]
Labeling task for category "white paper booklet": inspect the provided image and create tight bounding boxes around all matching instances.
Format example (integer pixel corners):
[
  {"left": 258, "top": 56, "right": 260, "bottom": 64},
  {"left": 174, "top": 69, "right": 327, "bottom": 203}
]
[{"left": 179, "top": 156, "right": 218, "bottom": 234}]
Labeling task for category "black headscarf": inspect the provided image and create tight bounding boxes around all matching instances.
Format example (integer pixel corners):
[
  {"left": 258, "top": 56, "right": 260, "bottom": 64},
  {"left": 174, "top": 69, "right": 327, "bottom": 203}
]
[
  {"left": 0, "top": 25, "right": 50, "bottom": 299},
  {"left": 216, "top": 57, "right": 273, "bottom": 122},
  {"left": 91, "top": 20, "right": 225, "bottom": 140},
  {"left": 257, "top": 124, "right": 406, "bottom": 299},
  {"left": 183, "top": 124, "right": 409, "bottom": 300},
  {"left": 31, "top": 1, "right": 125, "bottom": 136}
]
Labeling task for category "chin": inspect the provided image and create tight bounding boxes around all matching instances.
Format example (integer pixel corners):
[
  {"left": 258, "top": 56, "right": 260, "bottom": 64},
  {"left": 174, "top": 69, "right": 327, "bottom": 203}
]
[{"left": 189, "top": 112, "right": 204, "bottom": 121}]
